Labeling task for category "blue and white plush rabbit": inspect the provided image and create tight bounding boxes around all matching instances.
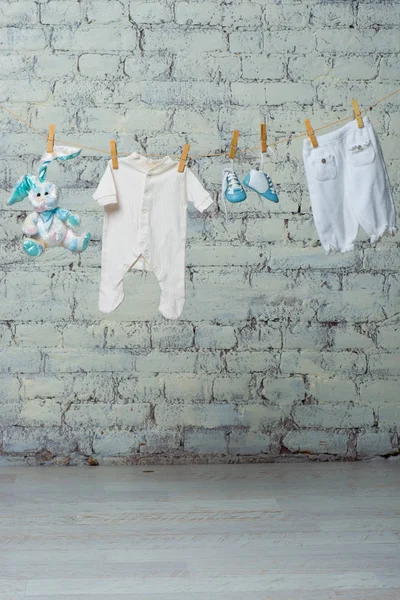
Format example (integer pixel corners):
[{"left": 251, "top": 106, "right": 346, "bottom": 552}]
[{"left": 7, "top": 145, "right": 91, "bottom": 257}]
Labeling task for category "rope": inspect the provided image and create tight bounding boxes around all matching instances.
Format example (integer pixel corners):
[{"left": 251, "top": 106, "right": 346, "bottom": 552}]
[{"left": 1, "top": 87, "right": 399, "bottom": 160}]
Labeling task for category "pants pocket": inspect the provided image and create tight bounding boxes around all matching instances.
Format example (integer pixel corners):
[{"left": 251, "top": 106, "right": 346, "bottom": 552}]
[
  {"left": 348, "top": 137, "right": 376, "bottom": 167},
  {"left": 309, "top": 151, "right": 337, "bottom": 181}
]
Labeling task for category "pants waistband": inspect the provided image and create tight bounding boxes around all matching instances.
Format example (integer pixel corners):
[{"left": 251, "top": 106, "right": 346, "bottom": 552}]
[{"left": 303, "top": 116, "right": 371, "bottom": 149}]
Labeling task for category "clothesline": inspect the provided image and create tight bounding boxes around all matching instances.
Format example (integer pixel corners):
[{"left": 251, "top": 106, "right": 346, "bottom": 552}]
[{"left": 1, "top": 87, "right": 399, "bottom": 160}]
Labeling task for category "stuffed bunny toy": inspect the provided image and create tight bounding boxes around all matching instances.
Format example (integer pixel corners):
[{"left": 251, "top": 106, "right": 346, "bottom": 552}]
[{"left": 7, "top": 145, "right": 91, "bottom": 257}]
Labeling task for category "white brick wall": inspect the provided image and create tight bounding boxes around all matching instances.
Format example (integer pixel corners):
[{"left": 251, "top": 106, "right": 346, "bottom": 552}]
[{"left": 0, "top": 0, "right": 399, "bottom": 465}]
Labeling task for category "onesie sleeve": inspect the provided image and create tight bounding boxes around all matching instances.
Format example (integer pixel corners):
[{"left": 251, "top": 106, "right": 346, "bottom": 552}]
[
  {"left": 185, "top": 168, "right": 213, "bottom": 213},
  {"left": 93, "top": 162, "right": 117, "bottom": 206}
]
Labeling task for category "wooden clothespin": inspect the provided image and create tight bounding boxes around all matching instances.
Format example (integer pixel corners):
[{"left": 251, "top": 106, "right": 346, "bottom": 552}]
[
  {"left": 352, "top": 99, "right": 364, "bottom": 129},
  {"left": 178, "top": 143, "right": 190, "bottom": 173},
  {"left": 229, "top": 129, "right": 240, "bottom": 160},
  {"left": 46, "top": 124, "right": 55, "bottom": 153},
  {"left": 304, "top": 118, "right": 318, "bottom": 148},
  {"left": 260, "top": 123, "right": 267, "bottom": 153},
  {"left": 110, "top": 140, "right": 118, "bottom": 170}
]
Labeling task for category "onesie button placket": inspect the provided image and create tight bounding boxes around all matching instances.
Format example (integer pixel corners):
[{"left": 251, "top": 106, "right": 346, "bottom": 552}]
[{"left": 94, "top": 151, "right": 213, "bottom": 318}]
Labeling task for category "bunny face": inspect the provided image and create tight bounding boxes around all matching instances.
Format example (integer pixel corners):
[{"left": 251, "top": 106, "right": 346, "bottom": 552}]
[{"left": 28, "top": 181, "right": 58, "bottom": 213}]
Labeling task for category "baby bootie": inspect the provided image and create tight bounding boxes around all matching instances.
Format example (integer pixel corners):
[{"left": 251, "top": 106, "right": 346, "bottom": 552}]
[
  {"left": 222, "top": 169, "right": 247, "bottom": 203},
  {"left": 243, "top": 169, "right": 279, "bottom": 203}
]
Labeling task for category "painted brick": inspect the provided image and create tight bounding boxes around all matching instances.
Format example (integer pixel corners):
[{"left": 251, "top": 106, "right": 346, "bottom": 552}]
[
  {"left": 79, "top": 54, "right": 121, "bottom": 77},
  {"left": 164, "top": 375, "right": 212, "bottom": 402},
  {"left": 140, "top": 431, "right": 181, "bottom": 455},
  {"left": 41, "top": 1, "right": 81, "bottom": 24},
  {"left": 229, "top": 31, "right": 263, "bottom": 53},
  {"left": 0, "top": 28, "right": 47, "bottom": 50},
  {"left": 44, "top": 350, "right": 133, "bottom": 373},
  {"left": 0, "top": 349, "right": 41, "bottom": 374},
  {"left": 237, "top": 404, "right": 282, "bottom": 429},
  {"left": 265, "top": 4, "right": 310, "bottom": 29},
  {"left": 288, "top": 55, "right": 331, "bottom": 81},
  {"left": 226, "top": 351, "right": 279, "bottom": 374},
  {"left": 3, "top": 427, "right": 91, "bottom": 455},
  {"left": 20, "top": 376, "right": 68, "bottom": 401},
  {"left": 333, "top": 55, "right": 379, "bottom": 80},
  {"left": 155, "top": 403, "right": 238, "bottom": 429},
  {"left": 284, "top": 323, "right": 332, "bottom": 351},
  {"left": 360, "top": 379, "right": 400, "bottom": 405},
  {"left": 238, "top": 323, "right": 282, "bottom": 350},
  {"left": 143, "top": 28, "right": 226, "bottom": 52},
  {"left": 281, "top": 351, "right": 366, "bottom": 377},
  {"left": 357, "top": 3, "right": 400, "bottom": 27},
  {"left": 333, "top": 326, "right": 374, "bottom": 350},
  {"left": 184, "top": 430, "right": 227, "bottom": 454},
  {"left": 264, "top": 30, "right": 315, "bottom": 53},
  {"left": 378, "top": 406, "right": 400, "bottom": 429},
  {"left": 173, "top": 55, "right": 241, "bottom": 82},
  {"left": 15, "top": 324, "right": 61, "bottom": 347},
  {"left": 283, "top": 431, "right": 348, "bottom": 456},
  {"left": 63, "top": 323, "right": 105, "bottom": 349},
  {"left": 106, "top": 323, "right": 150, "bottom": 350},
  {"left": 0, "top": 3, "right": 38, "bottom": 26},
  {"left": 231, "top": 82, "right": 266, "bottom": 106},
  {"left": 86, "top": 0, "right": 126, "bottom": 24},
  {"left": 311, "top": 3, "right": 354, "bottom": 28},
  {"left": 93, "top": 430, "right": 142, "bottom": 456},
  {"left": 0, "top": 377, "right": 21, "bottom": 402},
  {"left": 213, "top": 376, "right": 252, "bottom": 402},
  {"left": 368, "top": 354, "right": 400, "bottom": 377},
  {"left": 175, "top": 2, "right": 220, "bottom": 26},
  {"left": 17, "top": 399, "right": 62, "bottom": 427},
  {"left": 0, "top": 324, "right": 12, "bottom": 346},
  {"left": 151, "top": 323, "right": 194, "bottom": 350},
  {"left": 130, "top": 1, "right": 172, "bottom": 24},
  {"left": 222, "top": 1, "right": 263, "bottom": 28},
  {"left": 195, "top": 325, "right": 236, "bottom": 349},
  {"left": 136, "top": 350, "right": 222, "bottom": 374},
  {"left": 33, "top": 55, "right": 77, "bottom": 79},
  {"left": 357, "top": 432, "right": 394, "bottom": 458},
  {"left": 229, "top": 432, "right": 271, "bottom": 456},
  {"left": 125, "top": 55, "right": 171, "bottom": 80},
  {"left": 65, "top": 403, "right": 150, "bottom": 427},
  {"left": 380, "top": 55, "right": 400, "bottom": 80},
  {"left": 265, "top": 83, "right": 314, "bottom": 105},
  {"left": 52, "top": 27, "right": 137, "bottom": 52},
  {"left": 292, "top": 405, "right": 374, "bottom": 429},
  {"left": 315, "top": 29, "right": 400, "bottom": 54},
  {"left": 118, "top": 376, "right": 163, "bottom": 402},
  {"left": 307, "top": 377, "right": 358, "bottom": 405},
  {"left": 262, "top": 377, "right": 306, "bottom": 404},
  {"left": 141, "top": 82, "right": 228, "bottom": 107}
]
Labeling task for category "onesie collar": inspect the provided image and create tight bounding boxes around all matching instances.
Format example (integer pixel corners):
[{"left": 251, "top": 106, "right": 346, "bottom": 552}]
[{"left": 126, "top": 152, "right": 175, "bottom": 174}]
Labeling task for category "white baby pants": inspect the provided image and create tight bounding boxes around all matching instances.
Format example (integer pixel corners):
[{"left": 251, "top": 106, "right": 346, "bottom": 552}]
[{"left": 303, "top": 117, "right": 396, "bottom": 253}]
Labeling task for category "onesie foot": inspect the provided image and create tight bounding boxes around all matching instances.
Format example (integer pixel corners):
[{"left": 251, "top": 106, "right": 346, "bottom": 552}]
[{"left": 23, "top": 239, "right": 44, "bottom": 257}]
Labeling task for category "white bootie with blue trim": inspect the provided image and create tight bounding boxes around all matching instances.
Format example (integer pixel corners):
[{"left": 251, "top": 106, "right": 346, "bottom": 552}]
[{"left": 243, "top": 169, "right": 279, "bottom": 203}]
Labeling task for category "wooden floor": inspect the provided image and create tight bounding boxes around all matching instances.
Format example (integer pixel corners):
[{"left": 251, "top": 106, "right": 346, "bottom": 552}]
[{"left": 0, "top": 462, "right": 399, "bottom": 599}]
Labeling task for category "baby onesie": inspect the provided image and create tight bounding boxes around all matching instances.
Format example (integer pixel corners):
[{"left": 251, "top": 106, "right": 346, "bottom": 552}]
[{"left": 93, "top": 152, "right": 213, "bottom": 319}]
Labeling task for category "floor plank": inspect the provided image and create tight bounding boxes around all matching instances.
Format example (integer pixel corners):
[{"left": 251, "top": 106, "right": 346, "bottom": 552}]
[{"left": 0, "top": 462, "right": 399, "bottom": 598}]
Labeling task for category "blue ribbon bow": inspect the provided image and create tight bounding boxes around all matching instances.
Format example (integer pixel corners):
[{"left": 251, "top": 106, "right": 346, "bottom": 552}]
[{"left": 39, "top": 207, "right": 69, "bottom": 229}]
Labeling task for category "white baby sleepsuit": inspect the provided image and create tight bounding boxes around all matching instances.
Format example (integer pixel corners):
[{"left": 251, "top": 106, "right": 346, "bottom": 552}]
[
  {"left": 94, "top": 152, "right": 213, "bottom": 319},
  {"left": 303, "top": 117, "right": 396, "bottom": 253}
]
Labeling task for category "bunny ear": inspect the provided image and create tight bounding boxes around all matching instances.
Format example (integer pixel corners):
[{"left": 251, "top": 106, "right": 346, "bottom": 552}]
[
  {"left": 7, "top": 174, "right": 36, "bottom": 205},
  {"left": 38, "top": 159, "right": 50, "bottom": 182},
  {"left": 38, "top": 145, "right": 81, "bottom": 182}
]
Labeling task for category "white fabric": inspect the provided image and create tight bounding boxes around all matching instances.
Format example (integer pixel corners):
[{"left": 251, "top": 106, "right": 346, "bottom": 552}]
[
  {"left": 248, "top": 169, "right": 269, "bottom": 193},
  {"left": 93, "top": 152, "right": 213, "bottom": 319},
  {"left": 303, "top": 117, "right": 396, "bottom": 253}
]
